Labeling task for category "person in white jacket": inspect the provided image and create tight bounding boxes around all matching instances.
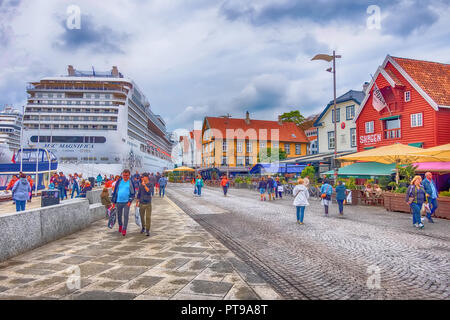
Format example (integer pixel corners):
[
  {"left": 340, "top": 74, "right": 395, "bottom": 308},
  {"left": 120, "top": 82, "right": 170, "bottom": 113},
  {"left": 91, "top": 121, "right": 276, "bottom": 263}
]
[{"left": 293, "top": 178, "right": 310, "bottom": 225}]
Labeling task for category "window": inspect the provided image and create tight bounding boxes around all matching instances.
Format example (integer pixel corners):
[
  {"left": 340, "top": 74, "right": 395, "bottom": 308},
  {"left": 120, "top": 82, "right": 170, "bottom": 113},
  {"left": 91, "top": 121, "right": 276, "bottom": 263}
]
[
  {"left": 350, "top": 128, "right": 357, "bottom": 147},
  {"left": 272, "top": 141, "right": 279, "bottom": 148},
  {"left": 246, "top": 141, "right": 252, "bottom": 153},
  {"left": 365, "top": 121, "right": 374, "bottom": 134},
  {"left": 328, "top": 131, "right": 335, "bottom": 149},
  {"left": 237, "top": 156, "right": 244, "bottom": 166},
  {"left": 245, "top": 156, "right": 252, "bottom": 166},
  {"left": 284, "top": 143, "right": 290, "bottom": 154},
  {"left": 411, "top": 113, "right": 423, "bottom": 127},
  {"left": 295, "top": 144, "right": 301, "bottom": 155},
  {"left": 332, "top": 108, "right": 340, "bottom": 123},
  {"left": 405, "top": 91, "right": 411, "bottom": 102},
  {"left": 259, "top": 141, "right": 266, "bottom": 149},
  {"left": 222, "top": 156, "right": 227, "bottom": 166},
  {"left": 384, "top": 118, "right": 401, "bottom": 139},
  {"left": 237, "top": 141, "right": 243, "bottom": 153},
  {"left": 346, "top": 105, "right": 355, "bottom": 120},
  {"left": 222, "top": 140, "right": 227, "bottom": 152}
]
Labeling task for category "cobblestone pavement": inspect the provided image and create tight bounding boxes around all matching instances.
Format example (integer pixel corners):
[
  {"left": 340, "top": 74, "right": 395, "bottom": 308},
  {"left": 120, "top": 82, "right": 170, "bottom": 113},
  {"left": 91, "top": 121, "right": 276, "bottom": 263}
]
[
  {"left": 0, "top": 196, "right": 281, "bottom": 300},
  {"left": 166, "top": 184, "right": 450, "bottom": 300}
]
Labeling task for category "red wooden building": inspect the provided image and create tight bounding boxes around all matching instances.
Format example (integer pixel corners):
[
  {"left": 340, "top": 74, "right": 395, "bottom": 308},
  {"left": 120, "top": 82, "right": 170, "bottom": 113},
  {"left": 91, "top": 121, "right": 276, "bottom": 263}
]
[{"left": 355, "top": 55, "right": 450, "bottom": 151}]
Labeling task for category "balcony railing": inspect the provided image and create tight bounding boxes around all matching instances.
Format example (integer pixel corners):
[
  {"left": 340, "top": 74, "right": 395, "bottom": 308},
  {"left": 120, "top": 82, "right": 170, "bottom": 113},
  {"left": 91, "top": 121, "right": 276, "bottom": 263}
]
[
  {"left": 27, "top": 85, "right": 128, "bottom": 95},
  {"left": 384, "top": 129, "right": 401, "bottom": 140}
]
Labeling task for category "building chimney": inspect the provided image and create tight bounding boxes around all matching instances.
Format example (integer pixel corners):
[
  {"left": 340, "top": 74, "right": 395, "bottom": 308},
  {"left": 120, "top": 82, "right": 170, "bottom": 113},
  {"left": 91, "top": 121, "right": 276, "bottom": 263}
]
[
  {"left": 278, "top": 115, "right": 283, "bottom": 125},
  {"left": 363, "top": 81, "right": 370, "bottom": 93},
  {"left": 112, "top": 66, "right": 119, "bottom": 77},
  {"left": 68, "top": 65, "right": 75, "bottom": 76},
  {"left": 245, "top": 111, "right": 250, "bottom": 125}
]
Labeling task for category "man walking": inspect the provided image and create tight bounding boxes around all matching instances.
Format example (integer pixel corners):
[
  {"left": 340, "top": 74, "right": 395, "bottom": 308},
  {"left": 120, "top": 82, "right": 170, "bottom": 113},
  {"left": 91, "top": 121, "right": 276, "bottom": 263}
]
[
  {"left": 71, "top": 173, "right": 80, "bottom": 198},
  {"left": 57, "top": 172, "right": 68, "bottom": 200},
  {"left": 149, "top": 173, "right": 157, "bottom": 197},
  {"left": 158, "top": 174, "right": 168, "bottom": 197},
  {"left": 136, "top": 173, "right": 153, "bottom": 236},
  {"left": 422, "top": 172, "right": 438, "bottom": 223},
  {"left": 111, "top": 169, "right": 135, "bottom": 236}
]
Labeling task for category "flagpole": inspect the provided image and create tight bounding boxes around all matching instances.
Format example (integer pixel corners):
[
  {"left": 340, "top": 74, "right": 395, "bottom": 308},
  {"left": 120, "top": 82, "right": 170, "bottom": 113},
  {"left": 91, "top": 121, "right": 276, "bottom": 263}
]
[
  {"left": 370, "top": 74, "right": 392, "bottom": 115},
  {"left": 35, "top": 112, "right": 40, "bottom": 197},
  {"left": 20, "top": 105, "right": 24, "bottom": 172}
]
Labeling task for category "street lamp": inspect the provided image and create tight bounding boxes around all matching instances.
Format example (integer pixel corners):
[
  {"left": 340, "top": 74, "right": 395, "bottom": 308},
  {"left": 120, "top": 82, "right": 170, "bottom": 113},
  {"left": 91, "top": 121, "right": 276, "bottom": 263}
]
[{"left": 312, "top": 51, "right": 342, "bottom": 180}]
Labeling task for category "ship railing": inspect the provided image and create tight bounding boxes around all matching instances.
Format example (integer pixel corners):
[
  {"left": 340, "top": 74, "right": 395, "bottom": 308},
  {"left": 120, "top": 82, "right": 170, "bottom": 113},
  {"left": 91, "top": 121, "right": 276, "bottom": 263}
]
[{"left": 27, "top": 85, "right": 128, "bottom": 94}]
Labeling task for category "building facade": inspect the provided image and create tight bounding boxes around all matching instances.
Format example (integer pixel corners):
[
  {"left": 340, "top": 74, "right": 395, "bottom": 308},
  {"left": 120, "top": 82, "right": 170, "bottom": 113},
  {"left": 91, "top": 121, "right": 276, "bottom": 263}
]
[
  {"left": 355, "top": 55, "right": 450, "bottom": 151},
  {"left": 301, "top": 114, "right": 319, "bottom": 155},
  {"left": 314, "top": 90, "right": 365, "bottom": 154},
  {"left": 201, "top": 112, "right": 309, "bottom": 169}
]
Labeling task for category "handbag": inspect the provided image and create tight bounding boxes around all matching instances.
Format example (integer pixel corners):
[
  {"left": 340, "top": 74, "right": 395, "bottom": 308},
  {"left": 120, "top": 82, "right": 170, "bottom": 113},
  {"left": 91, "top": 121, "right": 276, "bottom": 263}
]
[
  {"left": 135, "top": 206, "right": 142, "bottom": 227},
  {"left": 107, "top": 207, "right": 117, "bottom": 229}
]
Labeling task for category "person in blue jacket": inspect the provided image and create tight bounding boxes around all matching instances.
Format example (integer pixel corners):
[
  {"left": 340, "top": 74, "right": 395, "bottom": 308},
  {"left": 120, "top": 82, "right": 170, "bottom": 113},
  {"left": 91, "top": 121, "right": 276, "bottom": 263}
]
[
  {"left": 111, "top": 169, "right": 136, "bottom": 236},
  {"left": 258, "top": 177, "right": 267, "bottom": 201},
  {"left": 12, "top": 173, "right": 31, "bottom": 212},
  {"left": 422, "top": 172, "right": 437, "bottom": 223},
  {"left": 320, "top": 179, "right": 333, "bottom": 216},
  {"left": 335, "top": 180, "right": 347, "bottom": 215},
  {"left": 158, "top": 175, "right": 168, "bottom": 198}
]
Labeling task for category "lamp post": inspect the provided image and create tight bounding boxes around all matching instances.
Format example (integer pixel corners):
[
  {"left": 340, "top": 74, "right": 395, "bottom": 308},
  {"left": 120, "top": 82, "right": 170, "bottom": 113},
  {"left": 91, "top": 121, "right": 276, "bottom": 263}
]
[{"left": 311, "top": 51, "right": 342, "bottom": 180}]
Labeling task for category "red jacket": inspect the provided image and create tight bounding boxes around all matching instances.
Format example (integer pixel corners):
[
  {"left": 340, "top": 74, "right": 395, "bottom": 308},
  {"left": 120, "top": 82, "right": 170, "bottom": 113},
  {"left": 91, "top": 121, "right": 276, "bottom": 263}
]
[
  {"left": 6, "top": 177, "right": 18, "bottom": 190},
  {"left": 220, "top": 178, "right": 229, "bottom": 187}
]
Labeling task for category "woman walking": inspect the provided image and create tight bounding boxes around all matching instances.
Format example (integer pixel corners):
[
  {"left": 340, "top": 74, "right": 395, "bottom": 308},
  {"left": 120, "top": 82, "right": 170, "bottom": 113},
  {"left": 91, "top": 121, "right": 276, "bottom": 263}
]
[
  {"left": 293, "top": 178, "right": 309, "bottom": 225},
  {"left": 335, "top": 181, "right": 346, "bottom": 216},
  {"left": 12, "top": 173, "right": 31, "bottom": 212},
  {"left": 320, "top": 179, "right": 333, "bottom": 216},
  {"left": 258, "top": 177, "right": 267, "bottom": 201},
  {"left": 220, "top": 175, "right": 230, "bottom": 197},
  {"left": 195, "top": 175, "right": 204, "bottom": 197},
  {"left": 406, "top": 176, "right": 426, "bottom": 229}
]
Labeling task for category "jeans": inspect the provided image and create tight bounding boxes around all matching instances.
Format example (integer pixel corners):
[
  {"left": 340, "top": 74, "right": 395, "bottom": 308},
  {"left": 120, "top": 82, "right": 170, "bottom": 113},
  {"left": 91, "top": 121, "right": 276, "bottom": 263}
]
[
  {"left": 197, "top": 185, "right": 202, "bottom": 196},
  {"left": 159, "top": 185, "right": 166, "bottom": 197},
  {"left": 278, "top": 191, "right": 283, "bottom": 199},
  {"left": 58, "top": 187, "right": 66, "bottom": 200},
  {"left": 15, "top": 200, "right": 26, "bottom": 212},
  {"left": 296, "top": 206, "right": 305, "bottom": 222},
  {"left": 429, "top": 198, "right": 438, "bottom": 216},
  {"left": 71, "top": 184, "right": 80, "bottom": 198},
  {"left": 410, "top": 202, "right": 422, "bottom": 225},
  {"left": 337, "top": 199, "right": 344, "bottom": 214},
  {"left": 116, "top": 203, "right": 130, "bottom": 231},
  {"left": 223, "top": 186, "right": 228, "bottom": 196},
  {"left": 139, "top": 203, "right": 152, "bottom": 231}
]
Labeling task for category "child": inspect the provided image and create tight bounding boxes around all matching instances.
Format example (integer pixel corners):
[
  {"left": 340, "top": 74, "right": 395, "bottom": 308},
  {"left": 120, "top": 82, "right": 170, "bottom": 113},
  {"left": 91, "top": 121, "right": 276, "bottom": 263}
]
[
  {"left": 258, "top": 177, "right": 267, "bottom": 201},
  {"left": 293, "top": 178, "right": 309, "bottom": 224},
  {"left": 101, "top": 187, "right": 112, "bottom": 218},
  {"left": 277, "top": 183, "right": 284, "bottom": 199}
]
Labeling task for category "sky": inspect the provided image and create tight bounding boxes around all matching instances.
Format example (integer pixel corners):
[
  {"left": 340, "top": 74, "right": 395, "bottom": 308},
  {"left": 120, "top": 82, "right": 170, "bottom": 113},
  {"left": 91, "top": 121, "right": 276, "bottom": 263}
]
[{"left": 1, "top": 0, "right": 450, "bottom": 134}]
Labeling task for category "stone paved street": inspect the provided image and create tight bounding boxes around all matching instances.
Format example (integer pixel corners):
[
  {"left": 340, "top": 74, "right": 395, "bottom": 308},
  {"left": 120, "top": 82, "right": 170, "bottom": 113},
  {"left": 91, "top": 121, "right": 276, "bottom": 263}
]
[
  {"left": 0, "top": 196, "right": 281, "bottom": 300},
  {"left": 167, "top": 184, "right": 450, "bottom": 300}
]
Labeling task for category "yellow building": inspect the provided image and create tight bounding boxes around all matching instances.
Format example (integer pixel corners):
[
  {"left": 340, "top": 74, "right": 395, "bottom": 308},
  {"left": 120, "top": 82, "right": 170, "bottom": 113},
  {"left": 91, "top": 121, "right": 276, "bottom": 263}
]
[{"left": 201, "top": 112, "right": 309, "bottom": 168}]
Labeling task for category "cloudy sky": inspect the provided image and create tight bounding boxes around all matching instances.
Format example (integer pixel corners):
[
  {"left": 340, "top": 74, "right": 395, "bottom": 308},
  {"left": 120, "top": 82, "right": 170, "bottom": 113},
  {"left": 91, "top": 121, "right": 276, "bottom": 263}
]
[{"left": 1, "top": 0, "right": 450, "bottom": 132}]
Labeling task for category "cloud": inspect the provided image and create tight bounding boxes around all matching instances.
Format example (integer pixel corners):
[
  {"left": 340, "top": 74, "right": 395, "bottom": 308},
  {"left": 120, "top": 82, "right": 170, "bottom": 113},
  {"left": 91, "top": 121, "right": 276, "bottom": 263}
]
[{"left": 52, "top": 14, "right": 129, "bottom": 53}]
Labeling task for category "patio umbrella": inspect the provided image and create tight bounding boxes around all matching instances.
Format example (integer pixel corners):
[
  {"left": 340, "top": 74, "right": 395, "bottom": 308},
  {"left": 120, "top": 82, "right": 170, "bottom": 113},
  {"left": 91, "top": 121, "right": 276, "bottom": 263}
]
[
  {"left": 337, "top": 143, "right": 440, "bottom": 183},
  {"left": 173, "top": 166, "right": 195, "bottom": 172},
  {"left": 408, "top": 143, "right": 450, "bottom": 161}
]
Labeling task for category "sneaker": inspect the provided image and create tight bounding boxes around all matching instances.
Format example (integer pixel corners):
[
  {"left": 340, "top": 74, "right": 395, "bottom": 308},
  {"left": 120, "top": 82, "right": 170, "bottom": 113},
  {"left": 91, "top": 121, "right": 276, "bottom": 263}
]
[
  {"left": 414, "top": 223, "right": 419, "bottom": 228},
  {"left": 146, "top": 231, "right": 150, "bottom": 237},
  {"left": 299, "top": 222, "right": 304, "bottom": 225},
  {"left": 119, "top": 225, "right": 123, "bottom": 233},
  {"left": 140, "top": 227, "right": 145, "bottom": 234},
  {"left": 418, "top": 223, "right": 424, "bottom": 229},
  {"left": 427, "top": 217, "right": 434, "bottom": 223},
  {"left": 122, "top": 229, "right": 127, "bottom": 236}
]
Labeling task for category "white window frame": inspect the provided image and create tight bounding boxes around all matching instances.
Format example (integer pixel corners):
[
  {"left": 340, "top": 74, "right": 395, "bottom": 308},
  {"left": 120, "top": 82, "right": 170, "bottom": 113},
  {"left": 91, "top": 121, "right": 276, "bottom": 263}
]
[
  {"left": 404, "top": 91, "right": 411, "bottom": 102},
  {"left": 284, "top": 143, "right": 290, "bottom": 154},
  {"left": 328, "top": 131, "right": 335, "bottom": 150},
  {"left": 259, "top": 141, "right": 266, "bottom": 149},
  {"left": 246, "top": 141, "right": 252, "bottom": 153},
  {"left": 350, "top": 128, "right": 357, "bottom": 148},
  {"left": 365, "top": 121, "right": 374, "bottom": 134},
  {"left": 295, "top": 143, "right": 301, "bottom": 155},
  {"left": 237, "top": 141, "right": 243, "bottom": 153},
  {"left": 410, "top": 113, "right": 423, "bottom": 128},
  {"left": 222, "top": 140, "right": 227, "bottom": 152}
]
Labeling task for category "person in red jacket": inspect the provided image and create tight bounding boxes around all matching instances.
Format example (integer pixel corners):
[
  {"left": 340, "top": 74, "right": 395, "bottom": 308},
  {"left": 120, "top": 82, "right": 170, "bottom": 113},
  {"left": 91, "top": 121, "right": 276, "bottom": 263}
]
[
  {"left": 6, "top": 175, "right": 18, "bottom": 191},
  {"left": 27, "top": 175, "right": 34, "bottom": 202},
  {"left": 220, "top": 175, "right": 230, "bottom": 197}
]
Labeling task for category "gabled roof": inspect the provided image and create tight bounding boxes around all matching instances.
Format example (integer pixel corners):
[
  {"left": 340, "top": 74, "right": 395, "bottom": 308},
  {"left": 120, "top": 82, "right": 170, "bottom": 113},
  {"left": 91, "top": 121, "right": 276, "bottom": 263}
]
[
  {"left": 313, "top": 90, "right": 365, "bottom": 127},
  {"left": 203, "top": 117, "right": 309, "bottom": 143},
  {"left": 355, "top": 55, "right": 450, "bottom": 121}
]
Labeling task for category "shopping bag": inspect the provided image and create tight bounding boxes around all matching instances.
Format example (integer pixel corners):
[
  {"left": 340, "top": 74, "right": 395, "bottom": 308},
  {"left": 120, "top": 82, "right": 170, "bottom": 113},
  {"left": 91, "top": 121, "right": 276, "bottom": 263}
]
[
  {"left": 107, "top": 207, "right": 117, "bottom": 229},
  {"left": 135, "top": 206, "right": 142, "bottom": 227}
]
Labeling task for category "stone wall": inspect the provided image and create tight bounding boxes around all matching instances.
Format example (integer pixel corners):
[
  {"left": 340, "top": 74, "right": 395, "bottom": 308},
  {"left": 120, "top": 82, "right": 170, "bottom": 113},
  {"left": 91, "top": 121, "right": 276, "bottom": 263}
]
[{"left": 0, "top": 193, "right": 108, "bottom": 262}]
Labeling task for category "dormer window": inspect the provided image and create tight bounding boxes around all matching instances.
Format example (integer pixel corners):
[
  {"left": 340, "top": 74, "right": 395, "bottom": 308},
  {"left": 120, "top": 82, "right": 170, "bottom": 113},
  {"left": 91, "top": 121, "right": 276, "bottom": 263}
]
[{"left": 404, "top": 91, "right": 411, "bottom": 102}]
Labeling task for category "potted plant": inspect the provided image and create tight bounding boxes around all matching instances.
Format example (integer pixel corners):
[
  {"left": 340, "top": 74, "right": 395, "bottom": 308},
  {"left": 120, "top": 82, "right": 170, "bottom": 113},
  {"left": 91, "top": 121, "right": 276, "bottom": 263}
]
[{"left": 436, "top": 190, "right": 450, "bottom": 220}]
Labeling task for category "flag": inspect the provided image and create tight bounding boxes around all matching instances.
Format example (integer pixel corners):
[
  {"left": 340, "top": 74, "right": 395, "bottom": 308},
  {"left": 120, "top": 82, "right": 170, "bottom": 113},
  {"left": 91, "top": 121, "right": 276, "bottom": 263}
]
[
  {"left": 11, "top": 153, "right": 16, "bottom": 164},
  {"left": 372, "top": 83, "right": 387, "bottom": 112}
]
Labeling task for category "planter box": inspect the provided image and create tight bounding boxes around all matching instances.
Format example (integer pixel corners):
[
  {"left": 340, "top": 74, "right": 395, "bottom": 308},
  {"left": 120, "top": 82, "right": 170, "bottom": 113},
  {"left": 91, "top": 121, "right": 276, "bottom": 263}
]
[
  {"left": 436, "top": 197, "right": 450, "bottom": 220},
  {"left": 383, "top": 192, "right": 411, "bottom": 213}
]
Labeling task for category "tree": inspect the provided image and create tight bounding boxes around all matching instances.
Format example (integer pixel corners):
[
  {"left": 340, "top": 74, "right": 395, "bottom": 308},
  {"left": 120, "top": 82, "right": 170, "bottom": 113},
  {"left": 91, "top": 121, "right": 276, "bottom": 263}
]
[
  {"left": 280, "top": 110, "right": 305, "bottom": 127},
  {"left": 301, "top": 165, "right": 315, "bottom": 182},
  {"left": 257, "top": 148, "right": 287, "bottom": 163}
]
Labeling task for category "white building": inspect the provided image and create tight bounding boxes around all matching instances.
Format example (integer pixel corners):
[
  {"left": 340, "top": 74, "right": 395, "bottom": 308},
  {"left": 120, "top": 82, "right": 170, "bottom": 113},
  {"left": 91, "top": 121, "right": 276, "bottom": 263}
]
[{"left": 314, "top": 90, "right": 365, "bottom": 154}]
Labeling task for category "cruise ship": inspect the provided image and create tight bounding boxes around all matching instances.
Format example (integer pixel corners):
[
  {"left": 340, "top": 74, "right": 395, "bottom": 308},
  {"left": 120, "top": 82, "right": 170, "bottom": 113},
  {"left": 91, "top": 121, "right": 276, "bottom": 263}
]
[
  {"left": 0, "top": 106, "right": 23, "bottom": 163},
  {"left": 23, "top": 66, "right": 174, "bottom": 176}
]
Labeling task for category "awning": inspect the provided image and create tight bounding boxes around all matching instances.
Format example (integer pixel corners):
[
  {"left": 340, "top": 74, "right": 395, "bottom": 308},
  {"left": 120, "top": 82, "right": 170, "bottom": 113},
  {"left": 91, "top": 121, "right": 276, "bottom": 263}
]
[
  {"left": 408, "top": 142, "right": 423, "bottom": 148},
  {"left": 380, "top": 115, "right": 401, "bottom": 121},
  {"left": 414, "top": 162, "right": 450, "bottom": 173},
  {"left": 323, "top": 162, "right": 396, "bottom": 178},
  {"left": 250, "top": 163, "right": 306, "bottom": 174},
  {"left": 282, "top": 151, "right": 356, "bottom": 164}
]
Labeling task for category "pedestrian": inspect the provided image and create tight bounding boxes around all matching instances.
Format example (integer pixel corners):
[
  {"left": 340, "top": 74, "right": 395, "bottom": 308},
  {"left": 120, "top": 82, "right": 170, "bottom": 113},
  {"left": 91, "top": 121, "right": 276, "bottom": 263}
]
[
  {"left": 7, "top": 174, "right": 19, "bottom": 205},
  {"left": 71, "top": 173, "right": 80, "bottom": 198},
  {"left": 422, "top": 172, "right": 437, "bottom": 223},
  {"left": 267, "top": 176, "right": 275, "bottom": 200},
  {"left": 101, "top": 187, "right": 112, "bottom": 218},
  {"left": 277, "top": 181, "right": 284, "bottom": 199},
  {"left": 195, "top": 175, "right": 204, "bottom": 196},
  {"left": 26, "top": 175, "right": 34, "bottom": 202},
  {"left": 78, "top": 181, "right": 92, "bottom": 198},
  {"left": 155, "top": 172, "right": 161, "bottom": 195},
  {"left": 56, "top": 172, "right": 68, "bottom": 200},
  {"left": 293, "top": 178, "right": 309, "bottom": 225},
  {"left": 335, "top": 180, "right": 346, "bottom": 216},
  {"left": 320, "top": 178, "right": 333, "bottom": 216},
  {"left": 136, "top": 173, "right": 153, "bottom": 236},
  {"left": 220, "top": 175, "right": 230, "bottom": 196},
  {"left": 258, "top": 177, "right": 267, "bottom": 201},
  {"left": 406, "top": 176, "right": 427, "bottom": 229},
  {"left": 96, "top": 173, "right": 103, "bottom": 187},
  {"left": 274, "top": 177, "right": 279, "bottom": 199},
  {"left": 158, "top": 174, "right": 168, "bottom": 197},
  {"left": 111, "top": 169, "right": 135, "bottom": 236},
  {"left": 12, "top": 173, "right": 31, "bottom": 212}
]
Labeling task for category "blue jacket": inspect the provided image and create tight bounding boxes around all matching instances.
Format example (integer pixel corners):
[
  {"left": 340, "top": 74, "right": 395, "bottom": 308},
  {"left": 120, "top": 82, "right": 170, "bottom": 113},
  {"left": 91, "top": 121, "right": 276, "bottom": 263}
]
[
  {"left": 422, "top": 178, "right": 438, "bottom": 199},
  {"left": 335, "top": 185, "right": 347, "bottom": 200},
  {"left": 12, "top": 178, "right": 31, "bottom": 201},
  {"left": 406, "top": 185, "right": 427, "bottom": 205},
  {"left": 258, "top": 181, "right": 267, "bottom": 190},
  {"left": 158, "top": 177, "right": 168, "bottom": 187},
  {"left": 321, "top": 184, "right": 333, "bottom": 196},
  {"left": 111, "top": 178, "right": 136, "bottom": 204}
]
